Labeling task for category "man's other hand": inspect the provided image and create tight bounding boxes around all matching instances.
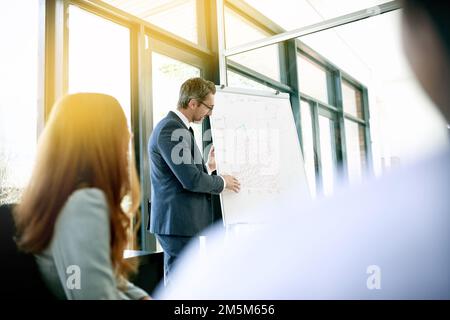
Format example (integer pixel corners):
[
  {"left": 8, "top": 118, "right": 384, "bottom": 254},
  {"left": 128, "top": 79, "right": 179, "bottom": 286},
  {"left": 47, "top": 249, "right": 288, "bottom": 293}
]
[
  {"left": 222, "top": 175, "right": 241, "bottom": 193},
  {"left": 207, "top": 145, "right": 216, "bottom": 172}
]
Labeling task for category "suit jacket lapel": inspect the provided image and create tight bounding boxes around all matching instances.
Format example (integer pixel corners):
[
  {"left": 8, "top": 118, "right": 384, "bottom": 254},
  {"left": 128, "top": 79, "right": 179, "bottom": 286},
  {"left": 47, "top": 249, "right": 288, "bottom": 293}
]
[{"left": 168, "top": 111, "right": 207, "bottom": 173}]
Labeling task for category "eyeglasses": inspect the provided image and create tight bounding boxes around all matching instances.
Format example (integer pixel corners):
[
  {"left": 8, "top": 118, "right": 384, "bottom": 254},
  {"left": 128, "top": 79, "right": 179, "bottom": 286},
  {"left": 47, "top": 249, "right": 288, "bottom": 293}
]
[{"left": 198, "top": 101, "right": 214, "bottom": 112}]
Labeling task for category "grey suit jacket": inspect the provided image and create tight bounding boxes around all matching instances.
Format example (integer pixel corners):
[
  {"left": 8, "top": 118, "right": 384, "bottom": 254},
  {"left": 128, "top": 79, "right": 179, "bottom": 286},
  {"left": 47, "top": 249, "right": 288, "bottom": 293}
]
[
  {"left": 35, "top": 188, "right": 148, "bottom": 300},
  {"left": 148, "top": 111, "right": 224, "bottom": 236}
]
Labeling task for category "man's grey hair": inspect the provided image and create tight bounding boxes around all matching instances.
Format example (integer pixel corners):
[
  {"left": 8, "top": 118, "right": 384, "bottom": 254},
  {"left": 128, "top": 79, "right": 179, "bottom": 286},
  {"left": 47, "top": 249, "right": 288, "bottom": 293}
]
[{"left": 177, "top": 77, "right": 216, "bottom": 109}]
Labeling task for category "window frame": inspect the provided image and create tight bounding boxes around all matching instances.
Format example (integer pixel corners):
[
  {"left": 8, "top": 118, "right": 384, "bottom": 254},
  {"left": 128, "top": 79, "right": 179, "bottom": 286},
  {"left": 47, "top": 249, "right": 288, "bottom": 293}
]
[
  {"left": 219, "top": 0, "right": 373, "bottom": 196},
  {"left": 39, "top": 0, "right": 376, "bottom": 250},
  {"left": 43, "top": 0, "right": 217, "bottom": 252},
  {"left": 295, "top": 41, "right": 372, "bottom": 194}
]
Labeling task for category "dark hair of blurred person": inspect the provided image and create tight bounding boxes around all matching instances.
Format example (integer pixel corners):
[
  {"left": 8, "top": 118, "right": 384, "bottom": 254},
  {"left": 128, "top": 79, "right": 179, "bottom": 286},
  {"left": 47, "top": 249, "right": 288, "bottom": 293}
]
[{"left": 401, "top": 0, "right": 450, "bottom": 121}]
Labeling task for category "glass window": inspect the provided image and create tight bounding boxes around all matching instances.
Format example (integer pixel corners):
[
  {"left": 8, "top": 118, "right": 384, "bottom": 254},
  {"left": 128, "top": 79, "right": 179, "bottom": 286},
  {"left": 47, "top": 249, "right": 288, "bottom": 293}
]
[
  {"left": 342, "top": 79, "right": 364, "bottom": 119},
  {"left": 345, "top": 120, "right": 367, "bottom": 184},
  {"left": 299, "top": 10, "right": 449, "bottom": 174},
  {"left": 144, "top": 0, "right": 198, "bottom": 44},
  {"left": 224, "top": 6, "right": 266, "bottom": 48},
  {"left": 297, "top": 54, "right": 330, "bottom": 104},
  {"left": 101, "top": 0, "right": 198, "bottom": 44},
  {"left": 151, "top": 52, "right": 203, "bottom": 153},
  {"left": 227, "top": 70, "right": 273, "bottom": 91},
  {"left": 227, "top": 47, "right": 281, "bottom": 82},
  {"left": 0, "top": 1, "right": 40, "bottom": 204},
  {"left": 300, "top": 101, "right": 316, "bottom": 197},
  {"left": 68, "top": 6, "right": 132, "bottom": 126},
  {"left": 318, "top": 115, "right": 337, "bottom": 196},
  {"left": 224, "top": 7, "right": 280, "bottom": 81},
  {"left": 242, "top": 0, "right": 392, "bottom": 32}
]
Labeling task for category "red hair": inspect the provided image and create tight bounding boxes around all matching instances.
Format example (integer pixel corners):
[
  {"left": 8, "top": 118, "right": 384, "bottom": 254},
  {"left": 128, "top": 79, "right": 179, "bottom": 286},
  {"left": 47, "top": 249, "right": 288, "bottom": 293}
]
[{"left": 15, "top": 93, "right": 140, "bottom": 279}]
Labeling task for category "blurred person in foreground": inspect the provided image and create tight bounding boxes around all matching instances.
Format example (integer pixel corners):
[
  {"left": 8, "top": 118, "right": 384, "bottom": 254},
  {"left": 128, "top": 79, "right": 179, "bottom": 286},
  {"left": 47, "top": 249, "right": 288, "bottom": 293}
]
[
  {"left": 14, "top": 93, "right": 150, "bottom": 300},
  {"left": 156, "top": 0, "right": 450, "bottom": 299}
]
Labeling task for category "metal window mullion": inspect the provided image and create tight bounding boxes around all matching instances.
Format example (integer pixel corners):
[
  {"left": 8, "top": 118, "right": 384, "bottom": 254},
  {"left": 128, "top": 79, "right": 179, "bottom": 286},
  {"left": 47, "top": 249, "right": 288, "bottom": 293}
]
[
  {"left": 202, "top": 0, "right": 219, "bottom": 154},
  {"left": 44, "top": 0, "right": 67, "bottom": 119},
  {"left": 37, "top": 0, "right": 47, "bottom": 138},
  {"left": 284, "top": 39, "right": 303, "bottom": 153},
  {"left": 335, "top": 70, "right": 348, "bottom": 181},
  {"left": 204, "top": 0, "right": 220, "bottom": 82},
  {"left": 329, "top": 112, "right": 339, "bottom": 174},
  {"left": 362, "top": 87, "right": 374, "bottom": 176},
  {"left": 72, "top": 0, "right": 215, "bottom": 59},
  {"left": 318, "top": 102, "right": 339, "bottom": 113},
  {"left": 196, "top": 0, "right": 207, "bottom": 48},
  {"left": 215, "top": 0, "right": 227, "bottom": 85},
  {"left": 130, "top": 25, "right": 148, "bottom": 251},
  {"left": 225, "top": 0, "right": 284, "bottom": 35},
  {"left": 317, "top": 106, "right": 336, "bottom": 119},
  {"left": 298, "top": 95, "right": 339, "bottom": 114},
  {"left": 62, "top": 1, "right": 69, "bottom": 96},
  {"left": 278, "top": 40, "right": 288, "bottom": 86},
  {"left": 311, "top": 101, "right": 323, "bottom": 196},
  {"left": 146, "top": 35, "right": 160, "bottom": 252},
  {"left": 227, "top": 60, "right": 293, "bottom": 93},
  {"left": 130, "top": 26, "right": 140, "bottom": 182},
  {"left": 326, "top": 67, "right": 336, "bottom": 107},
  {"left": 224, "top": 1, "right": 401, "bottom": 58},
  {"left": 344, "top": 114, "right": 366, "bottom": 125}
]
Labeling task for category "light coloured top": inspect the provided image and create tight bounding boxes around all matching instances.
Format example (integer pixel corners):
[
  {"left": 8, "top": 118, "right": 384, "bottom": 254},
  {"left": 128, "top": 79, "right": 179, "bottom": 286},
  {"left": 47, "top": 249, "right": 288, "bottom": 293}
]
[
  {"left": 35, "top": 188, "right": 148, "bottom": 300},
  {"left": 157, "top": 146, "right": 450, "bottom": 299}
]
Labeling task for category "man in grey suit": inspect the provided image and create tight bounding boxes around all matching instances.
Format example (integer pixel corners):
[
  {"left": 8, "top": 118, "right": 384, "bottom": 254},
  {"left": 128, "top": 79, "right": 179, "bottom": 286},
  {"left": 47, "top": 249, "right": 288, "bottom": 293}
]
[{"left": 148, "top": 77, "right": 240, "bottom": 284}]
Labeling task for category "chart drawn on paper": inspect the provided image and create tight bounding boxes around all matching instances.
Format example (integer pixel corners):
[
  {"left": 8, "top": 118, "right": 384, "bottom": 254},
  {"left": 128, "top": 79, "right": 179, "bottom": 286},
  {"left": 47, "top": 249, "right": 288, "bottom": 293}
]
[{"left": 210, "top": 87, "right": 310, "bottom": 225}]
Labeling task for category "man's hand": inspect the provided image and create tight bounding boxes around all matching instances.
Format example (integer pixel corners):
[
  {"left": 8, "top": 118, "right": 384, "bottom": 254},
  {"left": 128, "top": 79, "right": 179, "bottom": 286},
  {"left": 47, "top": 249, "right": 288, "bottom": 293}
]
[
  {"left": 222, "top": 175, "right": 241, "bottom": 193},
  {"left": 207, "top": 145, "right": 216, "bottom": 172}
]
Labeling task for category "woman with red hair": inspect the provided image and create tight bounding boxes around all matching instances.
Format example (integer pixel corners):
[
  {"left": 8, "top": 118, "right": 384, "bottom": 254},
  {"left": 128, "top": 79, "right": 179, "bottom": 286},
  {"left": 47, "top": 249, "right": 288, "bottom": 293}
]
[{"left": 15, "top": 93, "right": 149, "bottom": 300}]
